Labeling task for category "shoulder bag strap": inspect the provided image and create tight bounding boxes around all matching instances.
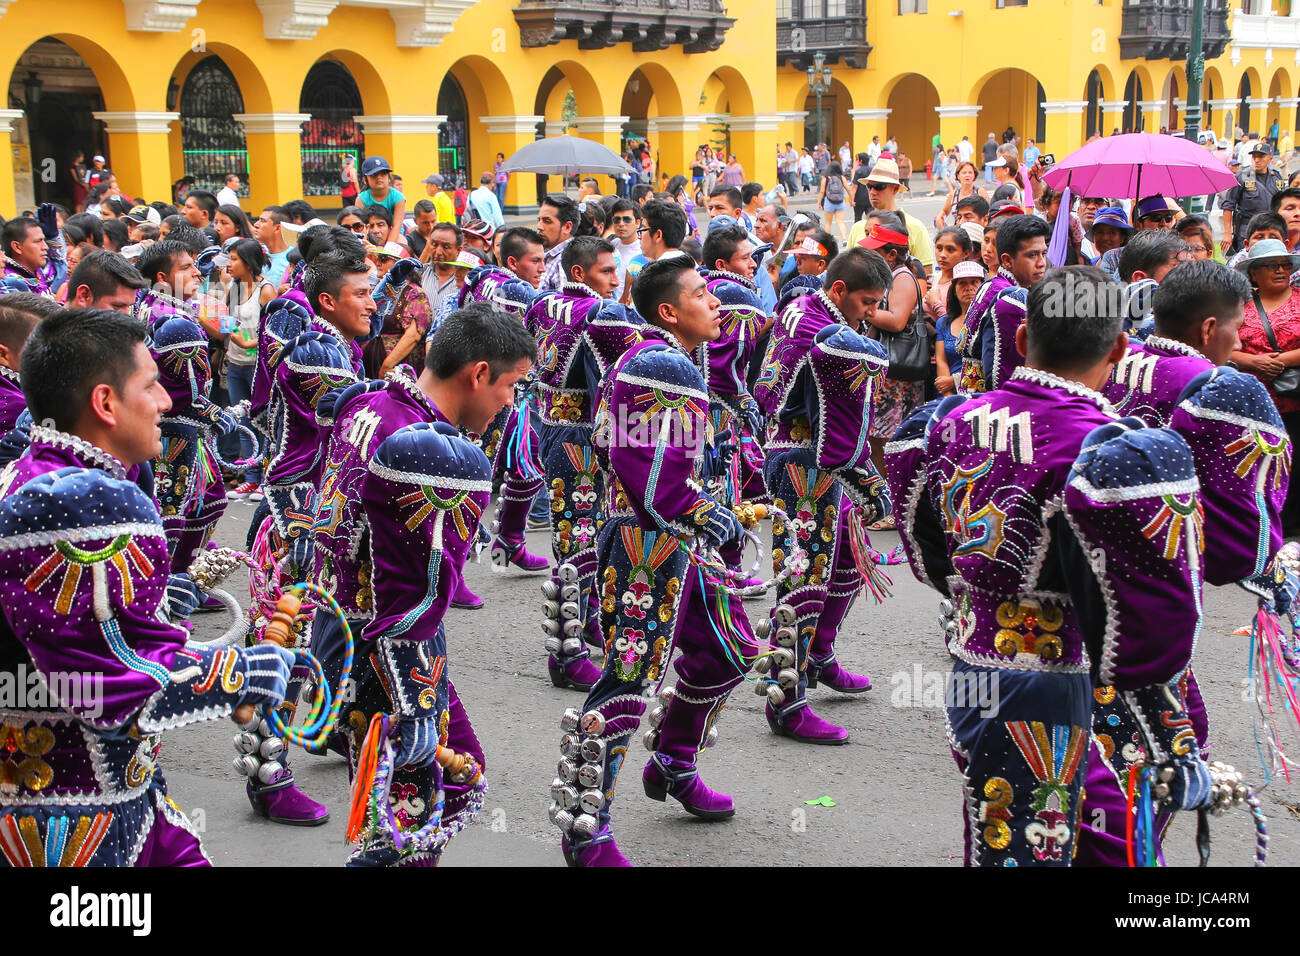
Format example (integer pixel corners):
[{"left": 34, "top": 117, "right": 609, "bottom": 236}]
[{"left": 1256, "top": 294, "right": 1281, "bottom": 351}]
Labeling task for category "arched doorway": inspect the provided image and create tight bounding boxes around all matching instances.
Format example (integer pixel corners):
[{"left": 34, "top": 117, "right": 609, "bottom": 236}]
[
  {"left": 884, "top": 74, "right": 938, "bottom": 167},
  {"left": 437, "top": 75, "right": 469, "bottom": 190},
  {"left": 9, "top": 37, "right": 106, "bottom": 210},
  {"left": 300, "top": 60, "right": 365, "bottom": 198},
  {"left": 973, "top": 69, "right": 1044, "bottom": 149},
  {"left": 621, "top": 68, "right": 656, "bottom": 154},
  {"left": 1162, "top": 72, "right": 1181, "bottom": 131},
  {"left": 180, "top": 56, "right": 247, "bottom": 198},
  {"left": 802, "top": 77, "right": 854, "bottom": 154},
  {"left": 1124, "top": 72, "right": 1144, "bottom": 133},
  {"left": 1238, "top": 74, "right": 1253, "bottom": 137},
  {"left": 1084, "top": 69, "right": 1106, "bottom": 141}
]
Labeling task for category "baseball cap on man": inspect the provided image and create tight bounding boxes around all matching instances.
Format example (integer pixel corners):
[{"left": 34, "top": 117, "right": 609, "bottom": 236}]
[
  {"left": 1250, "top": 141, "right": 1275, "bottom": 157},
  {"left": 463, "top": 219, "right": 496, "bottom": 243},
  {"left": 124, "top": 204, "right": 162, "bottom": 226},
  {"left": 857, "top": 222, "right": 909, "bottom": 250},
  {"left": 422, "top": 173, "right": 446, "bottom": 188},
  {"left": 988, "top": 200, "right": 1026, "bottom": 221},
  {"left": 1091, "top": 207, "right": 1132, "bottom": 231},
  {"left": 360, "top": 156, "right": 392, "bottom": 177},
  {"left": 791, "top": 236, "right": 831, "bottom": 259},
  {"left": 1134, "top": 195, "right": 1174, "bottom": 221}
]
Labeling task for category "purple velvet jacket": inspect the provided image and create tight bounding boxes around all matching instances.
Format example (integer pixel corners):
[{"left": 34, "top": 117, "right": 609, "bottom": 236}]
[
  {"left": 753, "top": 287, "right": 891, "bottom": 512},
  {"left": 261, "top": 327, "right": 359, "bottom": 541},
  {"left": 312, "top": 372, "right": 450, "bottom": 624},
  {"left": 957, "top": 268, "right": 1026, "bottom": 395},
  {"left": 889, "top": 368, "right": 1204, "bottom": 694},
  {"left": 525, "top": 284, "right": 642, "bottom": 428},
  {"left": 0, "top": 366, "right": 24, "bottom": 435},
  {"left": 0, "top": 428, "right": 274, "bottom": 856},
  {"left": 1101, "top": 335, "right": 1214, "bottom": 427},
  {"left": 362, "top": 419, "right": 493, "bottom": 727},
  {"left": 595, "top": 327, "right": 737, "bottom": 545}
]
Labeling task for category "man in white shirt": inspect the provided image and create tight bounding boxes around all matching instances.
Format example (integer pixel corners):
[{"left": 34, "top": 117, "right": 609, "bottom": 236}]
[
  {"left": 216, "top": 174, "right": 241, "bottom": 209},
  {"left": 838, "top": 141, "right": 852, "bottom": 169},
  {"left": 607, "top": 198, "right": 642, "bottom": 302},
  {"left": 866, "top": 136, "right": 882, "bottom": 165},
  {"left": 956, "top": 135, "right": 975, "bottom": 164},
  {"left": 468, "top": 172, "right": 505, "bottom": 229},
  {"left": 783, "top": 143, "right": 800, "bottom": 194}
]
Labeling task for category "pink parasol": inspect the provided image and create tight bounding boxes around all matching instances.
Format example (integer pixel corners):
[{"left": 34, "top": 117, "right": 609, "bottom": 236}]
[{"left": 1042, "top": 132, "right": 1236, "bottom": 199}]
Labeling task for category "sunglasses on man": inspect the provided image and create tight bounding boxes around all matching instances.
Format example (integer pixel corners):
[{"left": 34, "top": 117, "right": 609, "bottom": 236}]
[
  {"left": 1142, "top": 212, "right": 1176, "bottom": 224},
  {"left": 612, "top": 215, "right": 636, "bottom": 224}
]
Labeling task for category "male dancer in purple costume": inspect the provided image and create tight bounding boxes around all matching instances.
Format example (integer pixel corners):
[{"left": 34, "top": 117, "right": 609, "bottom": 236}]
[
  {"left": 887, "top": 266, "right": 1215, "bottom": 866},
  {"left": 699, "top": 223, "right": 771, "bottom": 564},
  {"left": 455, "top": 228, "right": 550, "bottom": 596},
  {"left": 0, "top": 206, "right": 66, "bottom": 297},
  {"left": 956, "top": 215, "right": 1049, "bottom": 395},
  {"left": 240, "top": 251, "right": 371, "bottom": 827},
  {"left": 311, "top": 302, "right": 536, "bottom": 864},
  {"left": 0, "top": 294, "right": 59, "bottom": 433},
  {"left": 0, "top": 308, "right": 294, "bottom": 866},
  {"left": 525, "top": 236, "right": 643, "bottom": 691},
  {"left": 752, "top": 248, "right": 893, "bottom": 744},
  {"left": 1078, "top": 259, "right": 1290, "bottom": 864},
  {"left": 549, "top": 255, "right": 760, "bottom": 866}
]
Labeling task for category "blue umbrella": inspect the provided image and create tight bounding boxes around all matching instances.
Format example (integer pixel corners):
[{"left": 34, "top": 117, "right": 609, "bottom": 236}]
[{"left": 499, "top": 135, "right": 633, "bottom": 177}]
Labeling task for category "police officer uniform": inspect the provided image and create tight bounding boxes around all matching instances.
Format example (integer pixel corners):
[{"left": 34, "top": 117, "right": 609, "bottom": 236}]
[{"left": 1222, "top": 142, "right": 1287, "bottom": 252}]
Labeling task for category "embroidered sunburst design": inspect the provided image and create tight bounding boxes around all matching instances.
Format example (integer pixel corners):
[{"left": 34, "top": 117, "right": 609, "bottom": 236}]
[
  {"left": 397, "top": 486, "right": 483, "bottom": 541},
  {"left": 632, "top": 388, "right": 704, "bottom": 435},
  {"left": 1142, "top": 493, "right": 1204, "bottom": 560},
  {"left": 1226, "top": 428, "right": 1291, "bottom": 489},
  {"left": 25, "top": 536, "right": 155, "bottom": 615},
  {"left": 300, "top": 371, "right": 355, "bottom": 408}
]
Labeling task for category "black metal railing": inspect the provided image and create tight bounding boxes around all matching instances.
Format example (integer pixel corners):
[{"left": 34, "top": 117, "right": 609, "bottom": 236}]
[
  {"left": 777, "top": 0, "right": 869, "bottom": 69},
  {"left": 515, "top": 0, "right": 735, "bottom": 51},
  {"left": 1120, "top": 0, "right": 1230, "bottom": 60}
]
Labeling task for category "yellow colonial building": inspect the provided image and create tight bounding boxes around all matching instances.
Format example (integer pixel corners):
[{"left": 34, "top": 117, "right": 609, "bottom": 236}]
[
  {"left": 0, "top": 0, "right": 772, "bottom": 216},
  {"left": 1, "top": 0, "right": 1297, "bottom": 219},
  {"left": 778, "top": 0, "right": 1300, "bottom": 176}
]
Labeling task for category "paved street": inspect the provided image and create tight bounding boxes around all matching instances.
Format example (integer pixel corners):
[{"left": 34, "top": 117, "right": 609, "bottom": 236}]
[
  {"left": 165, "top": 181, "right": 1300, "bottom": 867},
  {"left": 170, "top": 498, "right": 1300, "bottom": 867}
]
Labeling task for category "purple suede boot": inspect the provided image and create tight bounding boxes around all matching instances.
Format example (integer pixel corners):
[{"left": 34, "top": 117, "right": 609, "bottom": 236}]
[
  {"left": 806, "top": 571, "right": 871, "bottom": 693},
  {"left": 563, "top": 829, "right": 631, "bottom": 867},
  {"left": 491, "top": 478, "right": 550, "bottom": 572},
  {"left": 246, "top": 768, "right": 330, "bottom": 826},
  {"left": 642, "top": 682, "right": 736, "bottom": 819},
  {"left": 451, "top": 576, "right": 483, "bottom": 609},
  {"left": 765, "top": 697, "right": 849, "bottom": 745},
  {"left": 548, "top": 653, "right": 602, "bottom": 690}
]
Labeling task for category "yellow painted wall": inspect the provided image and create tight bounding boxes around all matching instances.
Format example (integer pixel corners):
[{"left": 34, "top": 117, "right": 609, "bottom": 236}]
[
  {"left": 777, "top": 0, "right": 1299, "bottom": 159},
  {"left": 0, "top": 0, "right": 777, "bottom": 216},
  {"left": 3, "top": 0, "right": 1296, "bottom": 219}
]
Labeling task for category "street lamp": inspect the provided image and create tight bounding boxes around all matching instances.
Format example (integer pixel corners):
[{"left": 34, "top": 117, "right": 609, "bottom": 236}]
[
  {"left": 807, "top": 51, "right": 832, "bottom": 149},
  {"left": 1182, "top": 0, "right": 1206, "bottom": 214}
]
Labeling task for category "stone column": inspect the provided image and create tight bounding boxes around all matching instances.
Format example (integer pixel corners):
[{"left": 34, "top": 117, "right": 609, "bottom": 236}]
[
  {"left": 573, "top": 115, "right": 629, "bottom": 197},
  {"left": 354, "top": 114, "right": 446, "bottom": 193},
  {"left": 91, "top": 111, "right": 180, "bottom": 203},
  {"left": 232, "top": 112, "right": 311, "bottom": 213},
  {"left": 480, "top": 114, "right": 545, "bottom": 214}
]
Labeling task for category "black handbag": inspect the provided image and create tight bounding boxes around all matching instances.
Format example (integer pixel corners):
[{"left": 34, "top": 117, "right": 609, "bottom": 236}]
[
  {"left": 1254, "top": 295, "right": 1300, "bottom": 395},
  {"left": 878, "top": 269, "right": 933, "bottom": 381}
]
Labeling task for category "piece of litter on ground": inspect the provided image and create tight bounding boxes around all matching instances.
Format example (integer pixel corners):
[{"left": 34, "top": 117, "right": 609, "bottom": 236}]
[{"left": 804, "top": 795, "right": 836, "bottom": 808}]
